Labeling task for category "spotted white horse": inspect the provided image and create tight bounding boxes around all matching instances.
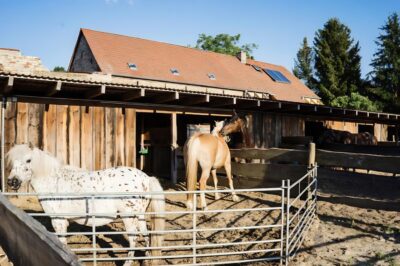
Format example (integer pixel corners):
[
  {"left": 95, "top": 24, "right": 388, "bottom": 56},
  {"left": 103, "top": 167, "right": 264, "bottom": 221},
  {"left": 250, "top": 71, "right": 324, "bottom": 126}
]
[{"left": 6, "top": 144, "right": 165, "bottom": 266}]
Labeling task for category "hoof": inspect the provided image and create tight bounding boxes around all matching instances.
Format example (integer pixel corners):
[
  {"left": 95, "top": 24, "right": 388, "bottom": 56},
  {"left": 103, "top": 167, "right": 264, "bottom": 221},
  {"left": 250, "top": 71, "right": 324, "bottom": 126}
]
[
  {"left": 232, "top": 195, "right": 239, "bottom": 202},
  {"left": 214, "top": 193, "right": 220, "bottom": 200},
  {"left": 186, "top": 201, "right": 193, "bottom": 210}
]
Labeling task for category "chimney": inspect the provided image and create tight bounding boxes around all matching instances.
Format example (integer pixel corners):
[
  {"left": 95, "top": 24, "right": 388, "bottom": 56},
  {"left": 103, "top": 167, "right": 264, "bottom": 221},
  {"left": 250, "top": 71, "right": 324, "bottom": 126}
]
[{"left": 237, "top": 51, "right": 247, "bottom": 64}]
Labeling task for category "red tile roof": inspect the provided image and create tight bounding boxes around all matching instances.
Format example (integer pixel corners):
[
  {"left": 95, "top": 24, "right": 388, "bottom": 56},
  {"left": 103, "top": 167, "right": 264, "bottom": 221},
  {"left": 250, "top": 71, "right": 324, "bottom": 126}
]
[{"left": 78, "top": 28, "right": 319, "bottom": 103}]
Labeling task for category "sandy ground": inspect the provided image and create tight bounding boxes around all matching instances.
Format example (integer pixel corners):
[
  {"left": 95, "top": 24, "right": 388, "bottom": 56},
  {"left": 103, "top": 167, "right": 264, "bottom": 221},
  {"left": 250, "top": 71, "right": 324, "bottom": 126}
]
[{"left": 3, "top": 172, "right": 400, "bottom": 266}]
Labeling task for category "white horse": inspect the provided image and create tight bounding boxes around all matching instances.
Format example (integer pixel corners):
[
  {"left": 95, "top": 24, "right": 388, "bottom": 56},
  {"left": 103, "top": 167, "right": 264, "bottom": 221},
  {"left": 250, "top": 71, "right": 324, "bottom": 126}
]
[{"left": 6, "top": 144, "right": 165, "bottom": 266}]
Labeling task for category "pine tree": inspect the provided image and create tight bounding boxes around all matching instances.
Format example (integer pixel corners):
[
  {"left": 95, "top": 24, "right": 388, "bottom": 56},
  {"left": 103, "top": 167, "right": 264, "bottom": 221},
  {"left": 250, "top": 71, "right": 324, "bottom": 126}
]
[
  {"left": 293, "top": 37, "right": 315, "bottom": 90},
  {"left": 370, "top": 13, "right": 400, "bottom": 111},
  {"left": 314, "top": 18, "right": 362, "bottom": 105}
]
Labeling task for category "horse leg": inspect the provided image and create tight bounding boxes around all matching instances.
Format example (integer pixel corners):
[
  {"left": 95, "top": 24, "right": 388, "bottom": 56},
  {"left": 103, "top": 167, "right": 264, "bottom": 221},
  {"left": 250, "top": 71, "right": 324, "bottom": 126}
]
[
  {"left": 51, "top": 218, "right": 69, "bottom": 245},
  {"left": 225, "top": 162, "right": 239, "bottom": 202},
  {"left": 211, "top": 169, "right": 220, "bottom": 200},
  {"left": 199, "top": 167, "right": 211, "bottom": 210},
  {"left": 138, "top": 215, "right": 150, "bottom": 256},
  {"left": 122, "top": 217, "right": 139, "bottom": 266}
]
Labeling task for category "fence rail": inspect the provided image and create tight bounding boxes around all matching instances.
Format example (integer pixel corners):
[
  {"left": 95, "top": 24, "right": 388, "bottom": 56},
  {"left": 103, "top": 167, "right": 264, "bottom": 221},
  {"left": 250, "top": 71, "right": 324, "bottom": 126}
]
[{"left": 2, "top": 165, "right": 317, "bottom": 266}]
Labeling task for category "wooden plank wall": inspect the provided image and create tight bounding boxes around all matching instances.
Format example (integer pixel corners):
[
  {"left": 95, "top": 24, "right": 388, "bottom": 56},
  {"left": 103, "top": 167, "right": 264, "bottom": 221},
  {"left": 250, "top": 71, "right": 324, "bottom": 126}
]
[
  {"left": 259, "top": 113, "right": 305, "bottom": 148},
  {"left": 3, "top": 102, "right": 136, "bottom": 171}
]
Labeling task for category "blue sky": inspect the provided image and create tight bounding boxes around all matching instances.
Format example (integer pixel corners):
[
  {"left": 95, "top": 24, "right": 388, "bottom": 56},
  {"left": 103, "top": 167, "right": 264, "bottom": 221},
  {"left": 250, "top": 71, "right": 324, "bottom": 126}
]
[{"left": 0, "top": 0, "right": 399, "bottom": 77}]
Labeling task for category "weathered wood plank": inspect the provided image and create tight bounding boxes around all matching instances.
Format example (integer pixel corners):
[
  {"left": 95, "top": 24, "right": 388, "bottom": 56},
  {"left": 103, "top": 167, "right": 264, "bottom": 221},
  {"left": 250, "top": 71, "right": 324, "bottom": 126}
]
[
  {"left": 56, "top": 105, "right": 68, "bottom": 164},
  {"left": 316, "top": 149, "right": 400, "bottom": 173},
  {"left": 43, "top": 104, "right": 57, "bottom": 156},
  {"left": 16, "top": 103, "right": 28, "bottom": 144},
  {"left": 218, "top": 162, "right": 308, "bottom": 181},
  {"left": 4, "top": 102, "right": 17, "bottom": 153},
  {"left": 115, "top": 108, "right": 125, "bottom": 166},
  {"left": 0, "top": 194, "right": 81, "bottom": 266},
  {"left": 230, "top": 148, "right": 308, "bottom": 164},
  {"left": 105, "top": 108, "right": 115, "bottom": 168},
  {"left": 80, "top": 106, "right": 93, "bottom": 170},
  {"left": 27, "top": 103, "right": 42, "bottom": 148},
  {"left": 93, "top": 107, "right": 105, "bottom": 170},
  {"left": 68, "top": 106, "right": 80, "bottom": 167},
  {"left": 124, "top": 109, "right": 136, "bottom": 167}
]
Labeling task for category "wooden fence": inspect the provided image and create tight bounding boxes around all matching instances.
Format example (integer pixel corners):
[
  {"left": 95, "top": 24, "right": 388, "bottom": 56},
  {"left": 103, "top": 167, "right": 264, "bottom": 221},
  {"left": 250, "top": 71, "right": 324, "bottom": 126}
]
[
  {"left": 176, "top": 142, "right": 400, "bottom": 189},
  {"left": 0, "top": 194, "right": 80, "bottom": 266}
]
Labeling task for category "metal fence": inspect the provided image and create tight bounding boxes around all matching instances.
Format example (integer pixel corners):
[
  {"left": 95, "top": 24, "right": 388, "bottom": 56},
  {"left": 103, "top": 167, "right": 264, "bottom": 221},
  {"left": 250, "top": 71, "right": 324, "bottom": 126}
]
[{"left": 2, "top": 166, "right": 317, "bottom": 266}]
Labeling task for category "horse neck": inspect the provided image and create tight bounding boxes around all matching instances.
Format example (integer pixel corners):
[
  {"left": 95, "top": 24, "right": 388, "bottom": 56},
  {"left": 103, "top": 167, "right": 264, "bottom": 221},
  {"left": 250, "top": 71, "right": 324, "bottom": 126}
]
[
  {"left": 30, "top": 150, "right": 62, "bottom": 192},
  {"left": 240, "top": 123, "right": 250, "bottom": 148}
]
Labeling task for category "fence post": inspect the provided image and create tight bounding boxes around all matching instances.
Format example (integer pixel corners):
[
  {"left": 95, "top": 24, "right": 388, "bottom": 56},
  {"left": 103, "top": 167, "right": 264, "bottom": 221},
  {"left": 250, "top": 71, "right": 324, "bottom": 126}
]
[
  {"left": 285, "top": 179, "right": 290, "bottom": 265},
  {"left": 91, "top": 195, "right": 97, "bottom": 266},
  {"left": 192, "top": 194, "right": 197, "bottom": 264},
  {"left": 307, "top": 143, "right": 316, "bottom": 207},
  {"left": 1, "top": 98, "right": 5, "bottom": 192},
  {"left": 280, "top": 180, "right": 285, "bottom": 266}
]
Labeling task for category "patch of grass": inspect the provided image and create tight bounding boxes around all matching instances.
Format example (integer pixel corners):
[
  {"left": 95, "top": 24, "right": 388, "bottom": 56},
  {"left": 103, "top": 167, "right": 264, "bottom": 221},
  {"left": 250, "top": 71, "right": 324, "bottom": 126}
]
[{"left": 375, "top": 251, "right": 384, "bottom": 260}]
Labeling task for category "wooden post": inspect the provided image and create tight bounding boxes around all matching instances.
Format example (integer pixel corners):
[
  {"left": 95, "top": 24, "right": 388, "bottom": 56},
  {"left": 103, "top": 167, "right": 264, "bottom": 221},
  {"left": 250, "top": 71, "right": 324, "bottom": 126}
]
[
  {"left": 171, "top": 112, "right": 178, "bottom": 184},
  {"left": 308, "top": 142, "right": 316, "bottom": 168},
  {"left": 396, "top": 124, "right": 399, "bottom": 146},
  {"left": 139, "top": 116, "right": 145, "bottom": 171}
]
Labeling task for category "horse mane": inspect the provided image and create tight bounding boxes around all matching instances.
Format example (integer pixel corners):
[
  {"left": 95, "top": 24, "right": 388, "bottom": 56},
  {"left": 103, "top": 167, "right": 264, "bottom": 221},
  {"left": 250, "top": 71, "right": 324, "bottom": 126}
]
[
  {"left": 31, "top": 147, "right": 61, "bottom": 177},
  {"left": 7, "top": 144, "right": 61, "bottom": 178}
]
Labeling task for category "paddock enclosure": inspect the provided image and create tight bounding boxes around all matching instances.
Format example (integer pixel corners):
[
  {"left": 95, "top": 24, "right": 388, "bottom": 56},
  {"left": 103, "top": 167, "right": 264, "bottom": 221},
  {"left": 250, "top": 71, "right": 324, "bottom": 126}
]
[{"left": 1, "top": 40, "right": 400, "bottom": 265}]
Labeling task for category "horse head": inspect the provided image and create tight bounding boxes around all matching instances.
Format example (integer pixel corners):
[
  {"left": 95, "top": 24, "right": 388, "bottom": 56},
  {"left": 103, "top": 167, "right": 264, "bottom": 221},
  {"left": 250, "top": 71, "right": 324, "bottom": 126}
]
[
  {"left": 220, "top": 111, "right": 247, "bottom": 136},
  {"left": 6, "top": 144, "right": 60, "bottom": 190},
  {"left": 6, "top": 145, "right": 34, "bottom": 190}
]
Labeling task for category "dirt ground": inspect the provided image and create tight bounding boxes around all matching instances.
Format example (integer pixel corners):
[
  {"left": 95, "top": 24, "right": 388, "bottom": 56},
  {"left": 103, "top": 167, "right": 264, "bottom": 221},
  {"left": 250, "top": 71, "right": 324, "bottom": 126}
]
[{"left": 3, "top": 169, "right": 400, "bottom": 266}]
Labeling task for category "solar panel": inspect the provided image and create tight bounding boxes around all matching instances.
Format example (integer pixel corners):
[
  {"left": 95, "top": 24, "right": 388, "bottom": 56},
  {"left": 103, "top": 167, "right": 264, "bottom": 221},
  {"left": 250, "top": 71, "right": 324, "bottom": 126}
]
[{"left": 263, "top": 69, "right": 290, "bottom": 83}]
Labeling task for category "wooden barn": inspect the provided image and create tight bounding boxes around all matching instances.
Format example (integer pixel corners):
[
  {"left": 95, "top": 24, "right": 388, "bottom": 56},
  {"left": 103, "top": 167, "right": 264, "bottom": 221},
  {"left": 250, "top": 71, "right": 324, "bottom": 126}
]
[{"left": 0, "top": 28, "right": 399, "bottom": 187}]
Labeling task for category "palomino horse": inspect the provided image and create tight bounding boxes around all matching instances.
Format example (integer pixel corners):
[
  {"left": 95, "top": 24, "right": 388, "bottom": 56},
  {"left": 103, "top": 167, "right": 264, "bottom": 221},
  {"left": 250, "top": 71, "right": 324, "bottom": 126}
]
[
  {"left": 184, "top": 120, "right": 239, "bottom": 210},
  {"left": 6, "top": 144, "right": 165, "bottom": 266}
]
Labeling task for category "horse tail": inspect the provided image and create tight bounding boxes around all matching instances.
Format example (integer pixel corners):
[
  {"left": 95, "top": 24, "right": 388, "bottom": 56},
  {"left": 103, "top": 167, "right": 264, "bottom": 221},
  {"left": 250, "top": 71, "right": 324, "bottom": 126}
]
[
  {"left": 184, "top": 134, "right": 199, "bottom": 207},
  {"left": 147, "top": 176, "right": 165, "bottom": 259}
]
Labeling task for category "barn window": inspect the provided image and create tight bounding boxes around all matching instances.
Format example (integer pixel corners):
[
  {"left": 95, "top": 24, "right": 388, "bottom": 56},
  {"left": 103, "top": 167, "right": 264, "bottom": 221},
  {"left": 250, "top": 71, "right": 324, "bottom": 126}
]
[
  {"left": 358, "top": 124, "right": 374, "bottom": 135},
  {"left": 128, "top": 63, "right": 137, "bottom": 71},
  {"left": 207, "top": 73, "right": 216, "bottom": 80},
  {"left": 170, "top": 68, "right": 180, "bottom": 75},
  {"left": 263, "top": 68, "right": 290, "bottom": 83},
  {"left": 252, "top": 65, "right": 262, "bottom": 72}
]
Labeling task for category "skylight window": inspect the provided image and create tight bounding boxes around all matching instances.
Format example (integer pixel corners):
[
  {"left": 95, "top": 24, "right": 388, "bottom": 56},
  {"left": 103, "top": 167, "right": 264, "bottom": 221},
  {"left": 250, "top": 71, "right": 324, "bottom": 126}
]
[
  {"left": 128, "top": 63, "right": 137, "bottom": 71},
  {"left": 208, "top": 73, "right": 216, "bottom": 80},
  {"left": 263, "top": 69, "right": 290, "bottom": 83},
  {"left": 252, "top": 65, "right": 262, "bottom": 72},
  {"left": 170, "top": 68, "right": 180, "bottom": 76}
]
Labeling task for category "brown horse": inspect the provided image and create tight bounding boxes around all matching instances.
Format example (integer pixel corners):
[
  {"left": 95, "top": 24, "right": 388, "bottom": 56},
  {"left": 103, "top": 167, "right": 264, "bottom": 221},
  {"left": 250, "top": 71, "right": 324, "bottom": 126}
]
[
  {"left": 184, "top": 120, "right": 240, "bottom": 210},
  {"left": 318, "top": 128, "right": 378, "bottom": 145}
]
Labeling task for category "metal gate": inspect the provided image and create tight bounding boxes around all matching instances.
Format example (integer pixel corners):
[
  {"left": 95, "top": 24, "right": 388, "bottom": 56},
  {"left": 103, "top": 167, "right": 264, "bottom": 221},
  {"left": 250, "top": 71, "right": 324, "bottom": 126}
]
[{"left": 2, "top": 166, "right": 317, "bottom": 265}]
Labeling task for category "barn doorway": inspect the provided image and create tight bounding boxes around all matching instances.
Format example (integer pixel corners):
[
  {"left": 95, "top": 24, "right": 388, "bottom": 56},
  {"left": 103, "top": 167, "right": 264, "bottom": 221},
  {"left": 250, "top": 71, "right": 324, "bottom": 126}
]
[
  {"left": 136, "top": 112, "right": 172, "bottom": 178},
  {"left": 358, "top": 124, "right": 374, "bottom": 135},
  {"left": 305, "top": 121, "right": 325, "bottom": 142}
]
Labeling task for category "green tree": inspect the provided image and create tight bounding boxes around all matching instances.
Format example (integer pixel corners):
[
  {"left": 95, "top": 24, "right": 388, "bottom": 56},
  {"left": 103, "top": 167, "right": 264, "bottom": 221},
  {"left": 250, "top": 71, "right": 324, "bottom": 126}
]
[
  {"left": 314, "top": 18, "right": 362, "bottom": 105},
  {"left": 53, "top": 66, "right": 66, "bottom": 72},
  {"left": 331, "top": 92, "right": 381, "bottom": 111},
  {"left": 293, "top": 37, "right": 315, "bottom": 90},
  {"left": 370, "top": 13, "right": 400, "bottom": 112},
  {"left": 195, "top": 33, "right": 258, "bottom": 58}
]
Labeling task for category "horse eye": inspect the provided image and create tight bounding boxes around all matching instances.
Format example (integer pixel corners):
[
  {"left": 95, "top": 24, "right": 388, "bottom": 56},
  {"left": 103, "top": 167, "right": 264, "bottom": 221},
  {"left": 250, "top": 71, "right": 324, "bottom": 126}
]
[{"left": 26, "top": 159, "right": 31, "bottom": 163}]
